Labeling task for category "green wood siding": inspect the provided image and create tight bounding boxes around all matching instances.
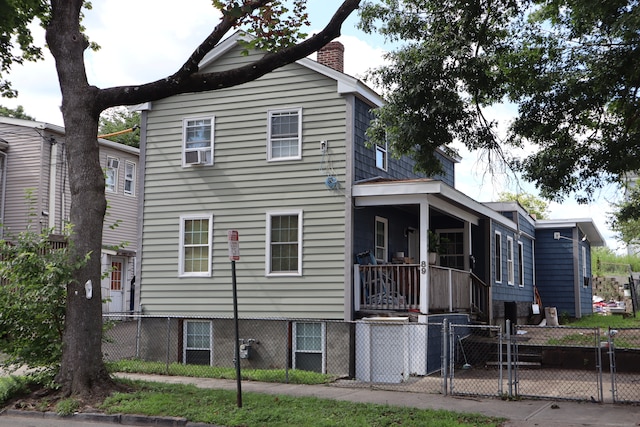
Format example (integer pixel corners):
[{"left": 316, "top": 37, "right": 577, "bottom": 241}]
[{"left": 140, "top": 47, "right": 349, "bottom": 319}]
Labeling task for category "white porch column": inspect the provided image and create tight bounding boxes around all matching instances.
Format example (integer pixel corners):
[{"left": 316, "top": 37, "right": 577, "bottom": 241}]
[
  {"left": 464, "top": 221, "right": 471, "bottom": 271},
  {"left": 420, "top": 198, "right": 429, "bottom": 314}
]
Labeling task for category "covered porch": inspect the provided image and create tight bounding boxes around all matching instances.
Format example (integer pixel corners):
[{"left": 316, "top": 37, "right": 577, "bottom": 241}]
[
  {"left": 353, "top": 262, "right": 491, "bottom": 322},
  {"left": 351, "top": 179, "right": 498, "bottom": 323}
]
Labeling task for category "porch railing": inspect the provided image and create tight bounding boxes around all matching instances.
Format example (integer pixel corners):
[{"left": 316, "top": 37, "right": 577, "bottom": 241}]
[{"left": 354, "top": 264, "right": 490, "bottom": 318}]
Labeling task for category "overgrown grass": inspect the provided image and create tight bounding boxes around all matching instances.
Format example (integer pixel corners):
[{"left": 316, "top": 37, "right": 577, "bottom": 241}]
[
  {"left": 101, "top": 380, "right": 504, "bottom": 427},
  {"left": 567, "top": 313, "right": 640, "bottom": 328},
  {"left": 0, "top": 375, "right": 30, "bottom": 405},
  {"left": 547, "top": 314, "right": 640, "bottom": 348},
  {"left": 107, "top": 360, "right": 335, "bottom": 384}
]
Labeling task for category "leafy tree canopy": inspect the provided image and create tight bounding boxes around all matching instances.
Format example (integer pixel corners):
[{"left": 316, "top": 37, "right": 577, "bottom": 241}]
[
  {"left": 0, "top": 104, "right": 35, "bottom": 120},
  {"left": 359, "top": 0, "right": 640, "bottom": 204},
  {"left": 610, "top": 179, "right": 640, "bottom": 250},
  {"left": 497, "top": 191, "right": 550, "bottom": 219},
  {"left": 98, "top": 107, "right": 140, "bottom": 148},
  {"left": 0, "top": 0, "right": 360, "bottom": 399}
]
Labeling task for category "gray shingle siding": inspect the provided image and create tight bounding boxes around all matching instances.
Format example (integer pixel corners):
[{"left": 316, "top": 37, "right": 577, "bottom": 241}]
[{"left": 352, "top": 98, "right": 454, "bottom": 185}]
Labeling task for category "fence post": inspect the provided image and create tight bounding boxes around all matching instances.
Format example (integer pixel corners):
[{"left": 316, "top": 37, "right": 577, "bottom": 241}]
[
  {"left": 506, "top": 319, "right": 512, "bottom": 398},
  {"left": 596, "top": 327, "right": 603, "bottom": 402},
  {"left": 608, "top": 327, "right": 617, "bottom": 402},
  {"left": 165, "top": 316, "right": 171, "bottom": 374},
  {"left": 442, "top": 319, "right": 448, "bottom": 395},
  {"left": 285, "top": 320, "right": 290, "bottom": 384},
  {"left": 135, "top": 314, "right": 142, "bottom": 359}
]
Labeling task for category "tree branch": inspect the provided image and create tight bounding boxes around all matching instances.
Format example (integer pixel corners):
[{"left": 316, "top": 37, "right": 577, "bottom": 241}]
[{"left": 96, "top": 0, "right": 360, "bottom": 110}]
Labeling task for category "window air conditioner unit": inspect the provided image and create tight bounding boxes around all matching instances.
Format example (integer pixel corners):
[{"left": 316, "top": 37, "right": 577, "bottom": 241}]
[
  {"left": 185, "top": 149, "right": 207, "bottom": 165},
  {"left": 107, "top": 158, "right": 119, "bottom": 169}
]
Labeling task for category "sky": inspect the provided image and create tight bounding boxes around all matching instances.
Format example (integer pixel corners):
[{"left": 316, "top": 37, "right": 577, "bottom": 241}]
[{"left": 1, "top": 0, "right": 624, "bottom": 251}]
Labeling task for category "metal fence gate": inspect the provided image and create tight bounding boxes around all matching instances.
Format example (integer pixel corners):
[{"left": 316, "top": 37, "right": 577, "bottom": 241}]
[{"left": 448, "top": 323, "right": 504, "bottom": 397}]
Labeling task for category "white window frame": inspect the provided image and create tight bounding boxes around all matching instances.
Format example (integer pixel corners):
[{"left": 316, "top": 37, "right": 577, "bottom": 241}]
[
  {"left": 375, "top": 139, "right": 388, "bottom": 171},
  {"left": 292, "top": 321, "right": 326, "bottom": 373},
  {"left": 124, "top": 160, "right": 136, "bottom": 196},
  {"left": 267, "top": 107, "right": 302, "bottom": 161},
  {"left": 374, "top": 216, "right": 388, "bottom": 263},
  {"left": 105, "top": 156, "right": 119, "bottom": 193},
  {"left": 518, "top": 241, "right": 525, "bottom": 288},
  {"left": 507, "top": 236, "right": 514, "bottom": 285},
  {"left": 182, "top": 116, "right": 214, "bottom": 167},
  {"left": 183, "top": 320, "right": 213, "bottom": 366},
  {"left": 266, "top": 210, "right": 303, "bottom": 276},
  {"left": 179, "top": 214, "right": 213, "bottom": 277},
  {"left": 494, "top": 231, "right": 502, "bottom": 283}
]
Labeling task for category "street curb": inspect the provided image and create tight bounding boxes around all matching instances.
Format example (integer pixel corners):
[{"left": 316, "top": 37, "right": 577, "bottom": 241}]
[{"left": 1, "top": 408, "right": 218, "bottom": 426}]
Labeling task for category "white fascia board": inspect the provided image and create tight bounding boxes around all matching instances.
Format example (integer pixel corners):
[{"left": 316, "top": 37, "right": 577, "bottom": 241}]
[
  {"left": 438, "top": 185, "right": 517, "bottom": 230},
  {"left": 198, "top": 32, "right": 253, "bottom": 69},
  {"left": 98, "top": 138, "right": 140, "bottom": 155},
  {"left": 536, "top": 218, "right": 606, "bottom": 246},
  {"left": 483, "top": 201, "right": 537, "bottom": 228},
  {"left": 353, "top": 180, "right": 518, "bottom": 229},
  {"left": 297, "top": 57, "right": 383, "bottom": 107}
]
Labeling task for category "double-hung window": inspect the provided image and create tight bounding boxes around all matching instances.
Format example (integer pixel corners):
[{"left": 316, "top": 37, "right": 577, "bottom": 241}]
[
  {"left": 494, "top": 232, "right": 502, "bottom": 283},
  {"left": 293, "top": 322, "right": 325, "bottom": 373},
  {"left": 518, "top": 241, "right": 525, "bottom": 287},
  {"left": 183, "top": 117, "right": 214, "bottom": 166},
  {"left": 124, "top": 161, "right": 136, "bottom": 196},
  {"left": 268, "top": 108, "right": 302, "bottom": 161},
  {"left": 266, "top": 210, "right": 302, "bottom": 276},
  {"left": 375, "top": 140, "right": 388, "bottom": 171},
  {"left": 183, "top": 320, "right": 212, "bottom": 365},
  {"left": 105, "top": 156, "right": 119, "bottom": 193},
  {"left": 374, "top": 216, "right": 388, "bottom": 262},
  {"left": 507, "top": 236, "right": 514, "bottom": 285},
  {"left": 179, "top": 214, "right": 213, "bottom": 277}
]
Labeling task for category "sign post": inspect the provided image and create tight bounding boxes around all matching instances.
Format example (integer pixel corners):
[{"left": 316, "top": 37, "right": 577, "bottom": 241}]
[{"left": 227, "top": 230, "right": 242, "bottom": 408}]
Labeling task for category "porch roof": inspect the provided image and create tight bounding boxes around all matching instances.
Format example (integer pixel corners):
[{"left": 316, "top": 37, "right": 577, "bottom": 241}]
[
  {"left": 352, "top": 178, "right": 518, "bottom": 230},
  {"left": 536, "top": 218, "right": 606, "bottom": 246}
]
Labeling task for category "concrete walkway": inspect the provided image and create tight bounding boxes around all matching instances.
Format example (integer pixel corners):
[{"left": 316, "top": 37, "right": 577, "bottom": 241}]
[{"left": 2, "top": 372, "right": 640, "bottom": 426}]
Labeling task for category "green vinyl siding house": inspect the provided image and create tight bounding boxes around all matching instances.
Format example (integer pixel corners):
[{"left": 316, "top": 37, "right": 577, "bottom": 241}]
[{"left": 135, "top": 33, "right": 605, "bottom": 376}]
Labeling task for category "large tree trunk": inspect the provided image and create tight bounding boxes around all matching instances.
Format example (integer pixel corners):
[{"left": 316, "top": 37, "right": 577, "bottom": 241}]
[
  {"left": 41, "top": 0, "right": 360, "bottom": 398},
  {"left": 47, "top": 0, "right": 113, "bottom": 397}
]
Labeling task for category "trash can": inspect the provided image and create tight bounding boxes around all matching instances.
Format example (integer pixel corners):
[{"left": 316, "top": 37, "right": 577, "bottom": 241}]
[{"left": 504, "top": 301, "right": 517, "bottom": 334}]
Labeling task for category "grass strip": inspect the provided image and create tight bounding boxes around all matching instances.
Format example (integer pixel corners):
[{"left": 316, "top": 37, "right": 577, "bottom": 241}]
[
  {"left": 107, "top": 360, "right": 334, "bottom": 384},
  {"left": 102, "top": 380, "right": 503, "bottom": 427}
]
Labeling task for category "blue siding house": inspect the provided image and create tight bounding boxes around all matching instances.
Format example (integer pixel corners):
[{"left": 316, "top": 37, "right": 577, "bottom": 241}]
[{"left": 535, "top": 220, "right": 604, "bottom": 318}]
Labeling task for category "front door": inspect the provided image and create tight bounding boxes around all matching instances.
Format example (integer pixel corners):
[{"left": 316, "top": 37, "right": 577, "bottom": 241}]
[{"left": 108, "top": 257, "right": 125, "bottom": 313}]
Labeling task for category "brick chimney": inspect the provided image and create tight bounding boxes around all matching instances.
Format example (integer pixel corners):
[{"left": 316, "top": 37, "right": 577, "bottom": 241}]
[{"left": 317, "top": 41, "right": 344, "bottom": 73}]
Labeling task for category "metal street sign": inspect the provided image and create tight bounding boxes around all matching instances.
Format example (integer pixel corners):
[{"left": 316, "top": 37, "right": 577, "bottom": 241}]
[{"left": 227, "top": 230, "right": 240, "bottom": 261}]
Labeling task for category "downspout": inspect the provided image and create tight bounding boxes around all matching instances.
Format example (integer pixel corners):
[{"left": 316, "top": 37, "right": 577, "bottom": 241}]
[
  {"left": 0, "top": 147, "right": 7, "bottom": 239},
  {"left": 573, "top": 227, "right": 581, "bottom": 318},
  {"left": 48, "top": 142, "right": 58, "bottom": 231}
]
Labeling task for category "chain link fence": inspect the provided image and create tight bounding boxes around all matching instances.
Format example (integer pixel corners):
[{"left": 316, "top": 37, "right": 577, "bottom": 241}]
[
  {"left": 606, "top": 327, "right": 640, "bottom": 403},
  {"left": 448, "top": 323, "right": 504, "bottom": 398},
  {"left": 511, "top": 324, "right": 604, "bottom": 402},
  {"left": 102, "top": 314, "right": 640, "bottom": 403}
]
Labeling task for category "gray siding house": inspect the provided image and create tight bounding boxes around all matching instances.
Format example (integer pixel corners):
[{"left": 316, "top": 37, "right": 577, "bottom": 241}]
[
  {"left": 0, "top": 117, "right": 140, "bottom": 314},
  {"left": 136, "top": 33, "right": 604, "bottom": 375}
]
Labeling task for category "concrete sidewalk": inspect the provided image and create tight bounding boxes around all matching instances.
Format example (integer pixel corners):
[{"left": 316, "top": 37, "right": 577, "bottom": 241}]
[
  {"left": 2, "top": 372, "right": 639, "bottom": 426},
  {"left": 115, "top": 373, "right": 640, "bottom": 427}
]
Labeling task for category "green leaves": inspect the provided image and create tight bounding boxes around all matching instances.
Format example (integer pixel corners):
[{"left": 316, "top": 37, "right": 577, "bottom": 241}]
[
  {"left": 214, "top": 0, "right": 310, "bottom": 52},
  {"left": 359, "top": 0, "right": 522, "bottom": 176},
  {"left": 0, "top": 0, "right": 49, "bottom": 97},
  {"left": 0, "top": 195, "right": 86, "bottom": 374}
]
